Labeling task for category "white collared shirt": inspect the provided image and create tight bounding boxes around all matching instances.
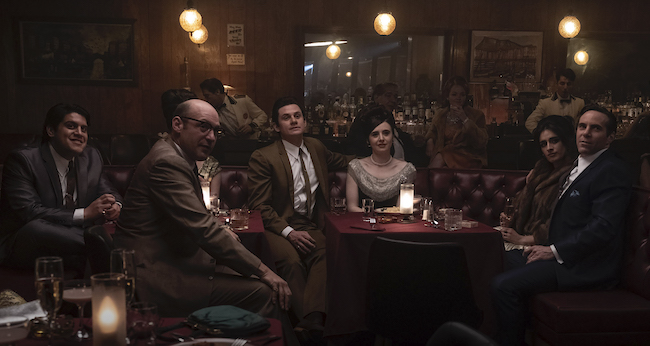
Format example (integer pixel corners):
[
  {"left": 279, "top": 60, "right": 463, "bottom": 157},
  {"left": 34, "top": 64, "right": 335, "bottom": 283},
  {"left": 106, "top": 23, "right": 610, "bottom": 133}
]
[
  {"left": 280, "top": 139, "right": 319, "bottom": 237},
  {"left": 551, "top": 147, "right": 608, "bottom": 263},
  {"left": 49, "top": 144, "right": 84, "bottom": 224}
]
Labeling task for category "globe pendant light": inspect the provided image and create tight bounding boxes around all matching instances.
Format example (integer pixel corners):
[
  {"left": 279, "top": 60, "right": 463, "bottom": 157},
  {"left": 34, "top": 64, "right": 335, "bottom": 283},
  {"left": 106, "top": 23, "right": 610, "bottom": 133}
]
[
  {"left": 189, "top": 25, "right": 208, "bottom": 45},
  {"left": 179, "top": 1, "right": 202, "bottom": 32},
  {"left": 374, "top": 12, "right": 396, "bottom": 36},
  {"left": 326, "top": 44, "right": 341, "bottom": 59},
  {"left": 574, "top": 50, "right": 588, "bottom": 65},
  {"left": 558, "top": 15, "right": 581, "bottom": 39}
]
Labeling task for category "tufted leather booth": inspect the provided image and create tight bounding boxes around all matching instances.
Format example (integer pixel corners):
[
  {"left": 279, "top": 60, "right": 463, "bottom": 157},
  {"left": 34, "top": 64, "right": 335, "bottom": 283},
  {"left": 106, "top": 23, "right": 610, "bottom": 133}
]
[{"left": 531, "top": 186, "right": 650, "bottom": 346}]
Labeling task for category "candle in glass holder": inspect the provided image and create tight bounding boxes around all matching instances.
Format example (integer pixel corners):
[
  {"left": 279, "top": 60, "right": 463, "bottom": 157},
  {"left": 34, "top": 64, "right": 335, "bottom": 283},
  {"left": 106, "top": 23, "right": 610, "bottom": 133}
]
[
  {"left": 91, "top": 273, "right": 126, "bottom": 346},
  {"left": 399, "top": 183, "right": 414, "bottom": 215},
  {"left": 201, "top": 181, "right": 211, "bottom": 209}
]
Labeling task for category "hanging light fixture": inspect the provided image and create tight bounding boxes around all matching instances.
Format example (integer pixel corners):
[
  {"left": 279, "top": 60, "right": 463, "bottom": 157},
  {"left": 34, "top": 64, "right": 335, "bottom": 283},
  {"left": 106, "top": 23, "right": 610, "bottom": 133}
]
[
  {"left": 574, "top": 50, "right": 589, "bottom": 65},
  {"left": 374, "top": 12, "right": 396, "bottom": 36},
  {"left": 326, "top": 44, "right": 341, "bottom": 59},
  {"left": 558, "top": 15, "right": 581, "bottom": 39},
  {"left": 179, "top": 0, "right": 203, "bottom": 32},
  {"left": 189, "top": 25, "right": 208, "bottom": 45}
]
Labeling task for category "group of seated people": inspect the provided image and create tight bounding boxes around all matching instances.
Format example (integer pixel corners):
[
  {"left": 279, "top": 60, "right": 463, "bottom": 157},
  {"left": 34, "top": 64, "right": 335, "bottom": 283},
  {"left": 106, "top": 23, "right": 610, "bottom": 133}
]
[{"left": 0, "top": 70, "right": 636, "bottom": 346}]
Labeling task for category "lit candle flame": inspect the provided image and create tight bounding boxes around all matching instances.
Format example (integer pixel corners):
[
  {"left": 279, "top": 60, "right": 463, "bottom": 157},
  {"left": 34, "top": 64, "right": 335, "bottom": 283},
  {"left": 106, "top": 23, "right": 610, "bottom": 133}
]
[{"left": 98, "top": 296, "right": 118, "bottom": 333}]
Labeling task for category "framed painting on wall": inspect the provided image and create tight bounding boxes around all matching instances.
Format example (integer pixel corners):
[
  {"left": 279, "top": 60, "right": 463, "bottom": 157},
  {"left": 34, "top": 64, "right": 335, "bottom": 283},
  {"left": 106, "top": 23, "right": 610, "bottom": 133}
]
[
  {"left": 470, "top": 31, "right": 543, "bottom": 83},
  {"left": 16, "top": 18, "right": 136, "bottom": 86}
]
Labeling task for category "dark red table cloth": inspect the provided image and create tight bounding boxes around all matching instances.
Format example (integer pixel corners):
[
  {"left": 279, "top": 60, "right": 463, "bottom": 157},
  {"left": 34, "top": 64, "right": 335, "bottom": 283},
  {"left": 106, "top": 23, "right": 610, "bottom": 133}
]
[{"left": 324, "top": 212, "right": 504, "bottom": 337}]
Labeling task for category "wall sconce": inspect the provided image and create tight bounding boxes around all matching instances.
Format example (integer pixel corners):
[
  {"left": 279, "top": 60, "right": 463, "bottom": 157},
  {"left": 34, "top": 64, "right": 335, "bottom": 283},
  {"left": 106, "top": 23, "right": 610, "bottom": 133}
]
[
  {"left": 179, "top": 1, "right": 203, "bottom": 32},
  {"left": 326, "top": 44, "right": 341, "bottom": 59},
  {"left": 399, "top": 183, "right": 414, "bottom": 223},
  {"left": 574, "top": 50, "right": 589, "bottom": 65},
  {"left": 558, "top": 15, "right": 581, "bottom": 39},
  {"left": 189, "top": 25, "right": 208, "bottom": 45},
  {"left": 374, "top": 12, "right": 396, "bottom": 36}
]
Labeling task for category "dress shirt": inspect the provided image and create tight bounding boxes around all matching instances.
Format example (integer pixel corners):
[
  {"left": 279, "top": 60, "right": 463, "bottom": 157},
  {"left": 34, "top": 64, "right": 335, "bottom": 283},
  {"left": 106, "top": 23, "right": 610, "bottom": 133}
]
[
  {"left": 551, "top": 147, "right": 608, "bottom": 263},
  {"left": 280, "top": 139, "right": 319, "bottom": 237},
  {"left": 49, "top": 144, "right": 84, "bottom": 224}
]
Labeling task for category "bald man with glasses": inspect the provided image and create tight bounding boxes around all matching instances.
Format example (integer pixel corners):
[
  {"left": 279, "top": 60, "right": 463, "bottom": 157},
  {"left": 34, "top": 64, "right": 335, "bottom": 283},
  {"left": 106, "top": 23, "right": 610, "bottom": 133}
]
[{"left": 115, "top": 100, "right": 293, "bottom": 327}]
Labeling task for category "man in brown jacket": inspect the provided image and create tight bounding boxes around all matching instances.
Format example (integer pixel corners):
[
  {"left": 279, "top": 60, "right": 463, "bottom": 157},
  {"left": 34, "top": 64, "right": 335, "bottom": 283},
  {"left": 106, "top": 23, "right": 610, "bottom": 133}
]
[{"left": 115, "top": 99, "right": 290, "bottom": 321}]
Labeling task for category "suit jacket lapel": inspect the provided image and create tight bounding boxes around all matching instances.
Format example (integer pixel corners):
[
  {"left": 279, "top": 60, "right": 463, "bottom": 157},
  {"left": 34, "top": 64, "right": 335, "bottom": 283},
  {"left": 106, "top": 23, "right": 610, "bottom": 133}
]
[
  {"left": 40, "top": 143, "right": 64, "bottom": 205},
  {"left": 164, "top": 137, "right": 203, "bottom": 202},
  {"left": 275, "top": 140, "right": 295, "bottom": 202},
  {"left": 76, "top": 151, "right": 89, "bottom": 206}
]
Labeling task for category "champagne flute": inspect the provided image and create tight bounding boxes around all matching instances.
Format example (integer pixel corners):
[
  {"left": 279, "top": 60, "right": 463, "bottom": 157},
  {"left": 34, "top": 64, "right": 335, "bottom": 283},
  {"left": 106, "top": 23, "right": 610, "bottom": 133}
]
[
  {"left": 110, "top": 249, "right": 136, "bottom": 306},
  {"left": 35, "top": 256, "right": 64, "bottom": 343},
  {"left": 501, "top": 197, "right": 515, "bottom": 227},
  {"left": 63, "top": 280, "right": 92, "bottom": 340}
]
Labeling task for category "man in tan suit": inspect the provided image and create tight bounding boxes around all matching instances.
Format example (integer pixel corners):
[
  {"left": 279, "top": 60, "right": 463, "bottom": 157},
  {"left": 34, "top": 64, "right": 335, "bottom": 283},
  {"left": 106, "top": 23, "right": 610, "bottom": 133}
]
[
  {"left": 114, "top": 100, "right": 290, "bottom": 320},
  {"left": 248, "top": 96, "right": 353, "bottom": 340}
]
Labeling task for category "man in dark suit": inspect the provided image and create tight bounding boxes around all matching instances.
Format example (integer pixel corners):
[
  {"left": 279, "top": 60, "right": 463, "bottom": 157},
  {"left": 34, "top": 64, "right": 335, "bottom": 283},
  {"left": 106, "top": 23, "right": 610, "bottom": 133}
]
[
  {"left": 0, "top": 103, "right": 122, "bottom": 275},
  {"left": 248, "top": 96, "right": 353, "bottom": 339},
  {"left": 492, "top": 104, "right": 633, "bottom": 346}
]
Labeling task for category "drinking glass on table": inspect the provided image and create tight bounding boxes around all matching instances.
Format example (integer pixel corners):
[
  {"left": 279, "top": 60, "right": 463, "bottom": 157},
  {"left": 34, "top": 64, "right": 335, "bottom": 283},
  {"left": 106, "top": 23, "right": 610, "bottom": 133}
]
[
  {"left": 231, "top": 208, "right": 250, "bottom": 231},
  {"left": 110, "top": 249, "right": 136, "bottom": 306},
  {"left": 35, "top": 256, "right": 64, "bottom": 342},
  {"left": 501, "top": 197, "right": 515, "bottom": 227},
  {"left": 362, "top": 199, "right": 375, "bottom": 222},
  {"left": 330, "top": 197, "right": 347, "bottom": 215},
  {"left": 445, "top": 209, "right": 463, "bottom": 231},
  {"left": 63, "top": 280, "right": 91, "bottom": 340},
  {"left": 128, "top": 302, "right": 159, "bottom": 345}
]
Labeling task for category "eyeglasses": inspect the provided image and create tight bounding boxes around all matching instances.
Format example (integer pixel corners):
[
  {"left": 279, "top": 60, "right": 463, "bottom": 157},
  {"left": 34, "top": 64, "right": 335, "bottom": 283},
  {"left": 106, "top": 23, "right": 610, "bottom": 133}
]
[{"left": 178, "top": 116, "right": 225, "bottom": 139}]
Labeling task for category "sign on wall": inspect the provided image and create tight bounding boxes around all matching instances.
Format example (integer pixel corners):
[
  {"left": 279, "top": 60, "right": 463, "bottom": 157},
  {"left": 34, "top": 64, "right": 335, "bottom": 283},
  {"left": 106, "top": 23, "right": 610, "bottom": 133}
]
[
  {"left": 227, "top": 54, "right": 245, "bottom": 65},
  {"left": 227, "top": 24, "right": 244, "bottom": 47}
]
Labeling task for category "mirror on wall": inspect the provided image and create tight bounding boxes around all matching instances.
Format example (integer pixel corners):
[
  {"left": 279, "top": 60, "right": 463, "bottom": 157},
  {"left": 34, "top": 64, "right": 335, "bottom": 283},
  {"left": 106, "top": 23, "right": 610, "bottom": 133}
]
[{"left": 303, "top": 30, "right": 448, "bottom": 110}]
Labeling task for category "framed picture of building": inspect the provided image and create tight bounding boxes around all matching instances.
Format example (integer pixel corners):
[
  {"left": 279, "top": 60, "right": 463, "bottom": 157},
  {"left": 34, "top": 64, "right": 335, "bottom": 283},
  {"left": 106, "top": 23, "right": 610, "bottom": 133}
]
[
  {"left": 16, "top": 18, "right": 136, "bottom": 86},
  {"left": 470, "top": 31, "right": 543, "bottom": 83}
]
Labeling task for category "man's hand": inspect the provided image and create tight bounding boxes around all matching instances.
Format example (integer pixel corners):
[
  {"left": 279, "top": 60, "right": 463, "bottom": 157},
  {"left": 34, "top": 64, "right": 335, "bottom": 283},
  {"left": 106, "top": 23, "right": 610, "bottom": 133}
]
[
  {"left": 85, "top": 194, "right": 117, "bottom": 220},
  {"left": 237, "top": 124, "right": 253, "bottom": 135},
  {"left": 258, "top": 264, "right": 292, "bottom": 310},
  {"left": 287, "top": 230, "right": 316, "bottom": 255},
  {"left": 524, "top": 245, "right": 554, "bottom": 264},
  {"left": 103, "top": 201, "right": 121, "bottom": 221}
]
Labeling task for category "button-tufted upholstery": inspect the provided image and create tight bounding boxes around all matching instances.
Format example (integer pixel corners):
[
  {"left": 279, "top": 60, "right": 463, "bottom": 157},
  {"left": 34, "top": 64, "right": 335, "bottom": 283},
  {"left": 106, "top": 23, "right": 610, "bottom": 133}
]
[
  {"left": 426, "top": 168, "right": 528, "bottom": 226},
  {"left": 532, "top": 186, "right": 650, "bottom": 345}
]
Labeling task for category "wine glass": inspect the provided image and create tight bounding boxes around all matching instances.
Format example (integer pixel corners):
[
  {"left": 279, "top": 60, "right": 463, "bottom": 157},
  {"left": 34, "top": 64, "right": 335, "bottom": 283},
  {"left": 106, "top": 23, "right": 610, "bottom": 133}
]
[
  {"left": 35, "top": 256, "right": 64, "bottom": 343},
  {"left": 63, "top": 280, "right": 92, "bottom": 340},
  {"left": 501, "top": 197, "right": 515, "bottom": 227},
  {"left": 110, "top": 249, "right": 136, "bottom": 306}
]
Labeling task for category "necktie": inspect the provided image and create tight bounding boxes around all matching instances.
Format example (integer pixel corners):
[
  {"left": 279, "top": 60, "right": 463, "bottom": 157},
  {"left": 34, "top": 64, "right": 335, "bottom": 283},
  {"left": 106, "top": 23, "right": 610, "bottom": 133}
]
[
  {"left": 64, "top": 160, "right": 76, "bottom": 209},
  {"left": 559, "top": 159, "right": 579, "bottom": 198},
  {"left": 299, "top": 148, "right": 312, "bottom": 218}
]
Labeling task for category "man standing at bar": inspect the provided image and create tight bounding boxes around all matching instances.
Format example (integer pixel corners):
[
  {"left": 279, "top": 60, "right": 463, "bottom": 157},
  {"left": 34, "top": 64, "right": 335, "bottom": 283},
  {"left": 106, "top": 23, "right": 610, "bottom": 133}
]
[
  {"left": 492, "top": 104, "right": 632, "bottom": 346},
  {"left": 248, "top": 96, "right": 353, "bottom": 341},
  {"left": 200, "top": 78, "right": 268, "bottom": 139},
  {"left": 0, "top": 103, "right": 122, "bottom": 275},
  {"left": 115, "top": 100, "right": 292, "bottom": 323},
  {"left": 525, "top": 68, "right": 585, "bottom": 132}
]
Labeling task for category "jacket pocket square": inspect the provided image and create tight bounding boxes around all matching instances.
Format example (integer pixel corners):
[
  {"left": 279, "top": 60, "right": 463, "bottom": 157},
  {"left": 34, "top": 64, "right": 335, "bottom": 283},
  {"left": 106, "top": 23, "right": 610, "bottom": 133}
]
[{"left": 570, "top": 190, "right": 580, "bottom": 197}]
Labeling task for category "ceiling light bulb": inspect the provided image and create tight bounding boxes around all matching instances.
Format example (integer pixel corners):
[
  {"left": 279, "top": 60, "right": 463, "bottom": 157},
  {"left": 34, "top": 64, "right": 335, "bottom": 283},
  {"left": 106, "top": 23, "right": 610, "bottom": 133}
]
[
  {"left": 179, "top": 8, "right": 202, "bottom": 32},
  {"left": 374, "top": 12, "right": 396, "bottom": 36},
  {"left": 574, "top": 50, "right": 589, "bottom": 65},
  {"left": 559, "top": 15, "right": 581, "bottom": 39},
  {"left": 189, "top": 25, "right": 208, "bottom": 45},
  {"left": 326, "top": 44, "right": 341, "bottom": 59}
]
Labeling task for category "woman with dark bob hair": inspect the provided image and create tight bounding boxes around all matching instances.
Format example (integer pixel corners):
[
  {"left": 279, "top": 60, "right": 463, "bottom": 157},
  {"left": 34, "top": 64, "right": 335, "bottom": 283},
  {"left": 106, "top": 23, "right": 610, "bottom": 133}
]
[
  {"left": 346, "top": 106, "right": 416, "bottom": 211},
  {"left": 426, "top": 76, "right": 489, "bottom": 168},
  {"left": 498, "top": 115, "right": 577, "bottom": 256}
]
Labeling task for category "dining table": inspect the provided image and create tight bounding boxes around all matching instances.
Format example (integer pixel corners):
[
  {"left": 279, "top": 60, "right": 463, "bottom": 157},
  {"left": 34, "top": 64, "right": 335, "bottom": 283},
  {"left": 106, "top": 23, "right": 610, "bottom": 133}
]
[
  {"left": 15, "top": 317, "right": 283, "bottom": 345},
  {"left": 324, "top": 211, "right": 505, "bottom": 337},
  {"left": 227, "top": 210, "right": 276, "bottom": 272}
]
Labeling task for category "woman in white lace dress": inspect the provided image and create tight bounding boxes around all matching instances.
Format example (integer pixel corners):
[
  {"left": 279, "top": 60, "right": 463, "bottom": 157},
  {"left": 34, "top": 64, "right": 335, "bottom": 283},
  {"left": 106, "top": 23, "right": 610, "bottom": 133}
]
[{"left": 346, "top": 107, "right": 416, "bottom": 212}]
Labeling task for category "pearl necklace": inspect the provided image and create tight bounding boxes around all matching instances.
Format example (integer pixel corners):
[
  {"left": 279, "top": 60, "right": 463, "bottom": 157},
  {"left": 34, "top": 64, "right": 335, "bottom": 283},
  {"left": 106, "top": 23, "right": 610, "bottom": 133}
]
[{"left": 370, "top": 155, "right": 393, "bottom": 166}]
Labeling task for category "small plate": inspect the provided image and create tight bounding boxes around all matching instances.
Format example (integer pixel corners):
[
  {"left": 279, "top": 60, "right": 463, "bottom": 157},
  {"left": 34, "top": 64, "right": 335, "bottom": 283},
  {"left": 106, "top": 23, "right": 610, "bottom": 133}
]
[{"left": 172, "top": 338, "right": 242, "bottom": 346}]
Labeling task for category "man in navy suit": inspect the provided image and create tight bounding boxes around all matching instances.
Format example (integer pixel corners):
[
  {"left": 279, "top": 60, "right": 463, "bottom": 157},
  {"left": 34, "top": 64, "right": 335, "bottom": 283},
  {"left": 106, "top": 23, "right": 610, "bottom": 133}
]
[
  {"left": 0, "top": 104, "right": 122, "bottom": 275},
  {"left": 492, "top": 104, "right": 633, "bottom": 346}
]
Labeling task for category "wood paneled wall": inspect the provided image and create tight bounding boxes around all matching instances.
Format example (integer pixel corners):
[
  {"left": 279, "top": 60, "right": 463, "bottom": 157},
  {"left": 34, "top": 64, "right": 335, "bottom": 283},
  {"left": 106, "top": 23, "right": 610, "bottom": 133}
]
[{"left": 1, "top": 0, "right": 648, "bottom": 135}]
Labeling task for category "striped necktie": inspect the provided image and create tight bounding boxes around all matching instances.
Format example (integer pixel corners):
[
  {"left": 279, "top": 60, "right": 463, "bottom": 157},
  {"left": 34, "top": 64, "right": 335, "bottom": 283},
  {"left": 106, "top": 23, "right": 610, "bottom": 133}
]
[{"left": 299, "top": 148, "right": 312, "bottom": 218}]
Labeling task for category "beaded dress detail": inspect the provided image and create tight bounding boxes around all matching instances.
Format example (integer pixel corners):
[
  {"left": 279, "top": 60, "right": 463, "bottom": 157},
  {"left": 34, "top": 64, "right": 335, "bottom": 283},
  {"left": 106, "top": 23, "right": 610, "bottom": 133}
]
[{"left": 347, "top": 159, "right": 416, "bottom": 207}]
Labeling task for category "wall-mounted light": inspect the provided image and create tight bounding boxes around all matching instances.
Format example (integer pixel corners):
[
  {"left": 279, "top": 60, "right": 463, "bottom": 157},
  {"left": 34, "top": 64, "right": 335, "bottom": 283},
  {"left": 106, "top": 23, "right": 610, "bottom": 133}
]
[
  {"left": 574, "top": 50, "right": 589, "bottom": 65},
  {"left": 189, "top": 25, "right": 208, "bottom": 45},
  {"left": 326, "top": 44, "right": 341, "bottom": 59},
  {"left": 374, "top": 12, "right": 396, "bottom": 36},
  {"left": 345, "top": 72, "right": 352, "bottom": 77},
  {"left": 179, "top": 1, "right": 202, "bottom": 32},
  {"left": 558, "top": 15, "right": 581, "bottom": 39}
]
